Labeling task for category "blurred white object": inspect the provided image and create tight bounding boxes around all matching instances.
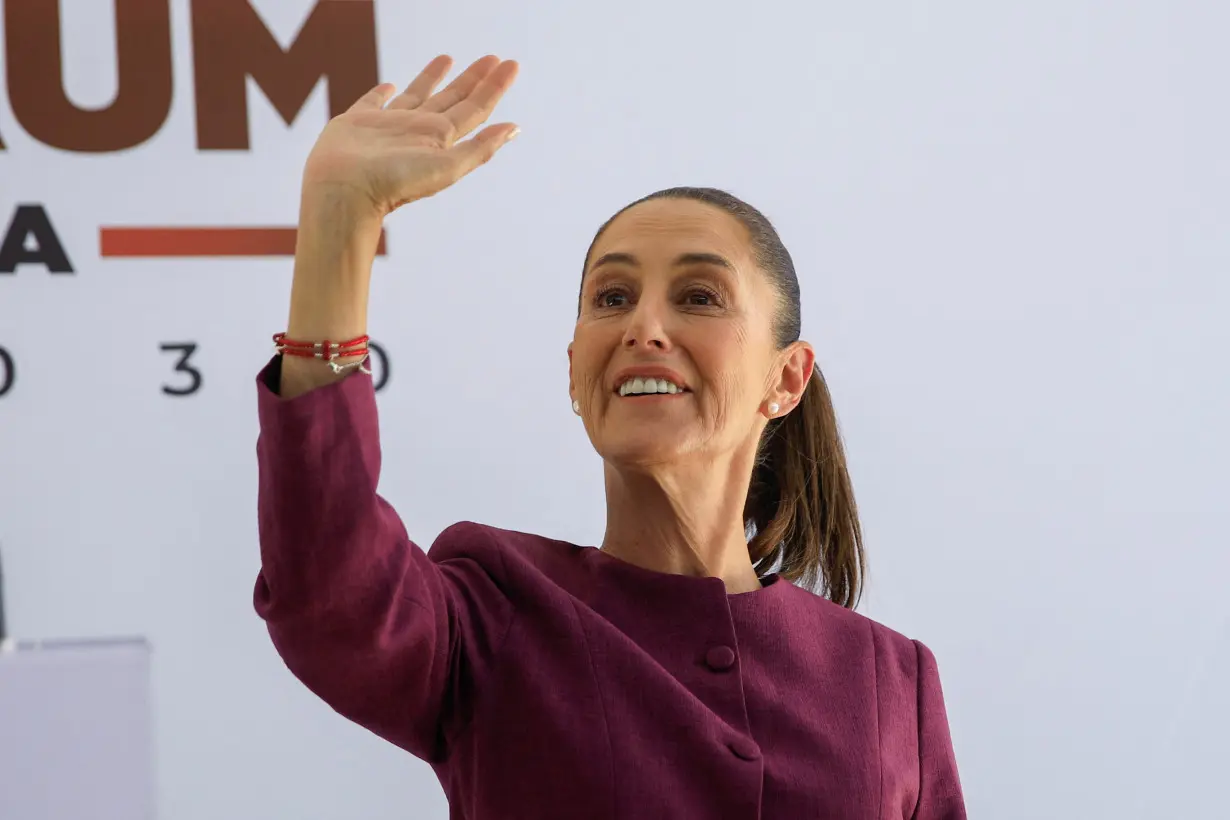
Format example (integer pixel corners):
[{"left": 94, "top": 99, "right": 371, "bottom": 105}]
[{"left": 0, "top": 638, "right": 155, "bottom": 820}]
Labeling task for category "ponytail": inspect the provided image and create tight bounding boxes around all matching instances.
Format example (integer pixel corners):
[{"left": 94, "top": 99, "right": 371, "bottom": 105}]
[{"left": 744, "top": 364, "right": 865, "bottom": 608}]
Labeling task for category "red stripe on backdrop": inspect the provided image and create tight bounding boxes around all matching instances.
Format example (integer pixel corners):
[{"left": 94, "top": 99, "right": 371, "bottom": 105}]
[{"left": 98, "top": 227, "right": 388, "bottom": 257}]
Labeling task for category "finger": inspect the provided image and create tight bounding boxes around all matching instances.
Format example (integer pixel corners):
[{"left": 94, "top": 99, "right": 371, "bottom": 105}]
[
  {"left": 418, "top": 55, "right": 501, "bottom": 113},
  {"left": 347, "top": 82, "right": 397, "bottom": 112},
  {"left": 447, "top": 123, "right": 520, "bottom": 178},
  {"left": 386, "top": 54, "right": 454, "bottom": 111},
  {"left": 444, "top": 60, "right": 520, "bottom": 138}
]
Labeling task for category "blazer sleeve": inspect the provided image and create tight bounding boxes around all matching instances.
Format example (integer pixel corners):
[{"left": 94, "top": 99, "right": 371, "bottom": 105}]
[
  {"left": 912, "top": 640, "right": 968, "bottom": 820},
  {"left": 251, "top": 355, "right": 514, "bottom": 762}
]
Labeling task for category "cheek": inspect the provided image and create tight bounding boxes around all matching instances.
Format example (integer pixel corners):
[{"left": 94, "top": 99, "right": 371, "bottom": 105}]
[
  {"left": 694, "top": 332, "right": 751, "bottom": 400},
  {"left": 695, "top": 326, "right": 771, "bottom": 408},
  {"left": 570, "top": 332, "right": 609, "bottom": 396}
]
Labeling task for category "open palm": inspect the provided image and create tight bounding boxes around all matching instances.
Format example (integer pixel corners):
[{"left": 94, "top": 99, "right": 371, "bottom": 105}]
[{"left": 303, "top": 55, "right": 520, "bottom": 216}]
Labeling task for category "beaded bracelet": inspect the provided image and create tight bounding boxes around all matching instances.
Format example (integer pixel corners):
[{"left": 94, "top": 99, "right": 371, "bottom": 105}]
[{"left": 272, "top": 332, "right": 373, "bottom": 375}]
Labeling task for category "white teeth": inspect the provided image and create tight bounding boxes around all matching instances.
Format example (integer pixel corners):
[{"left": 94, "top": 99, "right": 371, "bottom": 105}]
[{"left": 619, "top": 377, "right": 684, "bottom": 396}]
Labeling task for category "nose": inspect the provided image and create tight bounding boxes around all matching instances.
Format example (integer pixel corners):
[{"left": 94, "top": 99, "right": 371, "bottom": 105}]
[{"left": 622, "top": 302, "right": 672, "bottom": 352}]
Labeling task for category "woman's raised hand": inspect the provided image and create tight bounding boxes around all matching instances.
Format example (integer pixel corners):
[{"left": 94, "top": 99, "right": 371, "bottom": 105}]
[{"left": 302, "top": 55, "right": 520, "bottom": 218}]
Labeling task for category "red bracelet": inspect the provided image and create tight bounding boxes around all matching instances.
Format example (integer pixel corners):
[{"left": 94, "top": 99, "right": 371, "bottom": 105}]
[
  {"left": 272, "top": 332, "right": 372, "bottom": 374},
  {"left": 272, "top": 332, "right": 368, "bottom": 358}
]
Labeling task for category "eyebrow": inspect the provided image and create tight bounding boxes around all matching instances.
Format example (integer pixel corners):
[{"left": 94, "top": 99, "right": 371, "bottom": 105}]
[{"left": 587, "top": 251, "right": 735, "bottom": 274}]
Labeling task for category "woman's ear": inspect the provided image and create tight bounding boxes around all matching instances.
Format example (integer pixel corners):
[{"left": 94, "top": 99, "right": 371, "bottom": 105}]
[
  {"left": 567, "top": 343, "right": 574, "bottom": 399},
  {"left": 772, "top": 341, "right": 815, "bottom": 412}
]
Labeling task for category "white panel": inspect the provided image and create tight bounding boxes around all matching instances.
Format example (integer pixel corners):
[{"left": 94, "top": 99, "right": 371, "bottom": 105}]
[{"left": 0, "top": 640, "right": 155, "bottom": 820}]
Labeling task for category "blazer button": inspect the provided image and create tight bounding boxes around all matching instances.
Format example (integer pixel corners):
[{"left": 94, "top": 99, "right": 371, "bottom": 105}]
[
  {"left": 705, "top": 645, "right": 736, "bottom": 671},
  {"left": 728, "top": 738, "right": 761, "bottom": 761}
]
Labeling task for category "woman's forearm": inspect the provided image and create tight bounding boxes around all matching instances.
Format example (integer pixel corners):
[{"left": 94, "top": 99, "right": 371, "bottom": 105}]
[{"left": 280, "top": 186, "right": 383, "bottom": 399}]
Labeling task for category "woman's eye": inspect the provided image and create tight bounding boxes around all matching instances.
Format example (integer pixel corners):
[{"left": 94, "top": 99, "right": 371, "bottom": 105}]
[
  {"left": 685, "top": 289, "right": 718, "bottom": 306},
  {"left": 597, "top": 290, "right": 627, "bottom": 307}
]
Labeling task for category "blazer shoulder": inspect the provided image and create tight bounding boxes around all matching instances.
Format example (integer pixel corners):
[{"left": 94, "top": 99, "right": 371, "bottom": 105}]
[
  {"left": 855, "top": 610, "right": 943, "bottom": 692},
  {"left": 778, "top": 582, "right": 929, "bottom": 670},
  {"left": 428, "top": 520, "right": 588, "bottom": 590}
]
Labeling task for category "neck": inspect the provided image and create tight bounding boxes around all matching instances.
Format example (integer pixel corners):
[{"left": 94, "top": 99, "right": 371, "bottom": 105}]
[{"left": 600, "top": 454, "right": 763, "bottom": 594}]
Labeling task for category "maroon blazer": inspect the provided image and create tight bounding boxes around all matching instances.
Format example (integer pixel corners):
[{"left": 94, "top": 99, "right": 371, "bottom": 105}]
[{"left": 253, "top": 357, "right": 967, "bottom": 819}]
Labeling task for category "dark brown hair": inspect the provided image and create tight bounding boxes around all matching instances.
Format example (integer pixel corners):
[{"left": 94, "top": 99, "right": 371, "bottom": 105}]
[{"left": 580, "top": 187, "right": 866, "bottom": 609}]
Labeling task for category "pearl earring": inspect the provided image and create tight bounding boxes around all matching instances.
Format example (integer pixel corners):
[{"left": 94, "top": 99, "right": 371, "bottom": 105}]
[
  {"left": 572, "top": 400, "right": 581, "bottom": 415},
  {"left": 768, "top": 402, "right": 780, "bottom": 415}
]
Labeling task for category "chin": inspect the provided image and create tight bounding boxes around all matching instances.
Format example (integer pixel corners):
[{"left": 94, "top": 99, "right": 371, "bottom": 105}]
[{"left": 600, "top": 434, "right": 690, "bottom": 471}]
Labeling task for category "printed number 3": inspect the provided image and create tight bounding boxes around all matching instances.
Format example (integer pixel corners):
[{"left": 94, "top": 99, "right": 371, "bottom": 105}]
[{"left": 161, "top": 342, "right": 202, "bottom": 396}]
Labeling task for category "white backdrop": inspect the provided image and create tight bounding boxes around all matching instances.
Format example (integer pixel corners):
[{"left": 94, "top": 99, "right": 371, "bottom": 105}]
[{"left": 1, "top": 1, "right": 1227, "bottom": 818}]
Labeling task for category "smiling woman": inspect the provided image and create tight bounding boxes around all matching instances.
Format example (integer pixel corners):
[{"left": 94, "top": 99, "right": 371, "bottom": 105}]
[
  {"left": 569, "top": 187, "right": 864, "bottom": 603},
  {"left": 253, "top": 54, "right": 967, "bottom": 819}
]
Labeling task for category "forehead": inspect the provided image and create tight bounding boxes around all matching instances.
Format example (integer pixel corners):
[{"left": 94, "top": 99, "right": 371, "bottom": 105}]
[{"left": 588, "top": 198, "right": 753, "bottom": 267}]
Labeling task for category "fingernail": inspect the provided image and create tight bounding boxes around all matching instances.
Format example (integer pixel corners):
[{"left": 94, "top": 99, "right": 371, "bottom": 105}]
[{"left": 506, "top": 126, "right": 521, "bottom": 141}]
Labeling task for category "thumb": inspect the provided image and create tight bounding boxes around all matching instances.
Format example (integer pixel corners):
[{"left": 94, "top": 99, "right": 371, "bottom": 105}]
[
  {"left": 348, "top": 82, "right": 397, "bottom": 112},
  {"left": 449, "top": 123, "right": 520, "bottom": 177}
]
